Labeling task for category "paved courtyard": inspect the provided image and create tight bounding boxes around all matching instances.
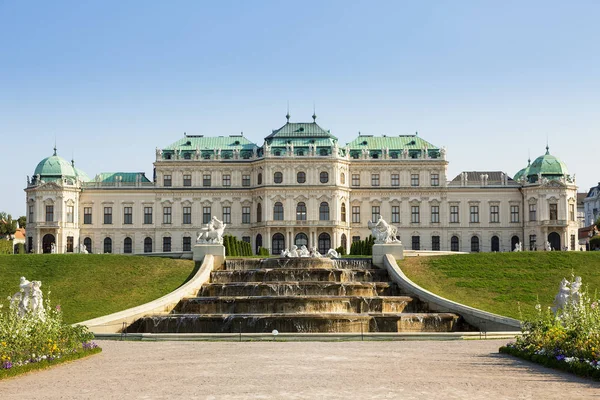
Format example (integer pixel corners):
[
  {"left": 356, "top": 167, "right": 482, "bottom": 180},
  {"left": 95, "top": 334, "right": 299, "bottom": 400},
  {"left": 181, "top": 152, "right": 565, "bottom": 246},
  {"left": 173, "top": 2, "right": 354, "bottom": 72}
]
[{"left": 1, "top": 339, "right": 599, "bottom": 399}]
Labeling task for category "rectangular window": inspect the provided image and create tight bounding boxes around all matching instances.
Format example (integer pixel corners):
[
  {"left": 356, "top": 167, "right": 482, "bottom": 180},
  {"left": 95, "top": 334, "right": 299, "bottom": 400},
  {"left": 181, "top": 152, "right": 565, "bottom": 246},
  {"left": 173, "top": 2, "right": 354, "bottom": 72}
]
[
  {"left": 203, "top": 174, "right": 211, "bottom": 187},
  {"left": 123, "top": 207, "right": 133, "bottom": 224},
  {"left": 490, "top": 205, "right": 499, "bottom": 223},
  {"left": 371, "top": 174, "right": 380, "bottom": 187},
  {"left": 183, "top": 236, "right": 191, "bottom": 251},
  {"left": 352, "top": 206, "right": 361, "bottom": 223},
  {"left": 569, "top": 204, "right": 575, "bottom": 221},
  {"left": 432, "top": 236, "right": 440, "bottom": 251},
  {"left": 431, "top": 206, "right": 440, "bottom": 223},
  {"left": 352, "top": 174, "right": 360, "bottom": 186},
  {"left": 183, "top": 207, "right": 192, "bottom": 224},
  {"left": 223, "top": 207, "right": 231, "bottom": 224},
  {"left": 144, "top": 207, "right": 153, "bottom": 224},
  {"left": 242, "top": 206, "right": 251, "bottom": 224},
  {"left": 104, "top": 207, "right": 112, "bottom": 224},
  {"left": 431, "top": 173, "right": 439, "bottom": 187},
  {"left": 222, "top": 174, "right": 231, "bottom": 187},
  {"left": 242, "top": 175, "right": 251, "bottom": 187},
  {"left": 183, "top": 174, "right": 192, "bottom": 187},
  {"left": 84, "top": 207, "right": 92, "bottom": 224},
  {"left": 391, "top": 206, "right": 400, "bottom": 223},
  {"left": 391, "top": 174, "right": 400, "bottom": 187},
  {"left": 411, "top": 174, "right": 419, "bottom": 187},
  {"left": 45, "top": 205, "right": 54, "bottom": 222},
  {"left": 163, "top": 207, "right": 172, "bottom": 224},
  {"left": 549, "top": 204, "right": 558, "bottom": 221},
  {"left": 242, "top": 236, "right": 251, "bottom": 243},
  {"left": 371, "top": 206, "right": 380, "bottom": 222},
  {"left": 411, "top": 236, "right": 420, "bottom": 250},
  {"left": 29, "top": 205, "right": 34, "bottom": 223},
  {"left": 529, "top": 204, "right": 537, "bottom": 221},
  {"left": 203, "top": 207, "right": 211, "bottom": 224},
  {"left": 411, "top": 206, "right": 420, "bottom": 224},
  {"left": 66, "top": 205, "right": 74, "bottom": 223},
  {"left": 352, "top": 236, "right": 361, "bottom": 243},
  {"left": 571, "top": 234, "right": 576, "bottom": 251},
  {"left": 163, "top": 237, "right": 171, "bottom": 252},
  {"left": 510, "top": 205, "right": 520, "bottom": 223},
  {"left": 529, "top": 234, "right": 537, "bottom": 251},
  {"left": 470, "top": 205, "right": 479, "bottom": 223},
  {"left": 450, "top": 205, "right": 459, "bottom": 223},
  {"left": 163, "top": 175, "right": 172, "bottom": 187}
]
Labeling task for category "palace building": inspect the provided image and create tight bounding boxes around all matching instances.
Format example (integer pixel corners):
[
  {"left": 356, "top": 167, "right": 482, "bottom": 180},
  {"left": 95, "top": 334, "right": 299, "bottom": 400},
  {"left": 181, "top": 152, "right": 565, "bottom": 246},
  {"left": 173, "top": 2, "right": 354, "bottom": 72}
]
[{"left": 25, "top": 115, "right": 580, "bottom": 255}]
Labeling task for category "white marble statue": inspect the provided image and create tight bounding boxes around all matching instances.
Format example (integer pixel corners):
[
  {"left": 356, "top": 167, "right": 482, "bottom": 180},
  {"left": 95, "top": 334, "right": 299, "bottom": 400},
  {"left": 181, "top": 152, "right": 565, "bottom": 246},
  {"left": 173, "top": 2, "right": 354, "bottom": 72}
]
[
  {"left": 545, "top": 241, "right": 552, "bottom": 251},
  {"left": 309, "top": 246, "right": 322, "bottom": 258},
  {"left": 513, "top": 242, "right": 522, "bottom": 252},
  {"left": 298, "top": 245, "right": 311, "bottom": 257},
  {"left": 552, "top": 276, "right": 584, "bottom": 313},
  {"left": 368, "top": 216, "right": 401, "bottom": 244},
  {"left": 50, "top": 243, "right": 56, "bottom": 254},
  {"left": 30, "top": 281, "right": 45, "bottom": 320},
  {"left": 196, "top": 216, "right": 226, "bottom": 244},
  {"left": 10, "top": 277, "right": 45, "bottom": 319},
  {"left": 570, "top": 276, "right": 582, "bottom": 305},
  {"left": 79, "top": 243, "right": 88, "bottom": 254},
  {"left": 326, "top": 249, "right": 340, "bottom": 258}
]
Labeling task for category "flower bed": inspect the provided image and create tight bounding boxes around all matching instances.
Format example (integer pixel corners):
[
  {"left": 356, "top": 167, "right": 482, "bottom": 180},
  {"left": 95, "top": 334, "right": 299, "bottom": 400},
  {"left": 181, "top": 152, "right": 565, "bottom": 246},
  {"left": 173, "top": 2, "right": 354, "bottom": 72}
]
[
  {"left": 500, "top": 278, "right": 600, "bottom": 380},
  {"left": 0, "top": 288, "right": 101, "bottom": 379}
]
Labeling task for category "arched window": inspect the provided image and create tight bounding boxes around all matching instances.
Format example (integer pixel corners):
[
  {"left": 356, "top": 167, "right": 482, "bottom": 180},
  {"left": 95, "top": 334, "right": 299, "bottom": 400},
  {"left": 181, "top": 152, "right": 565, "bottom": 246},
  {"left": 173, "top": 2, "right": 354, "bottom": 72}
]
[
  {"left": 318, "top": 233, "right": 331, "bottom": 254},
  {"left": 511, "top": 236, "right": 520, "bottom": 251},
  {"left": 451, "top": 236, "right": 459, "bottom": 252},
  {"left": 471, "top": 236, "right": 480, "bottom": 253},
  {"left": 274, "top": 172, "right": 283, "bottom": 184},
  {"left": 491, "top": 236, "right": 500, "bottom": 252},
  {"left": 144, "top": 237, "right": 153, "bottom": 253},
  {"left": 272, "top": 233, "right": 285, "bottom": 255},
  {"left": 257, "top": 203, "right": 262, "bottom": 222},
  {"left": 273, "top": 202, "right": 284, "bottom": 220},
  {"left": 255, "top": 234, "right": 263, "bottom": 254},
  {"left": 257, "top": 173, "right": 262, "bottom": 185},
  {"left": 340, "top": 233, "right": 347, "bottom": 254},
  {"left": 320, "top": 171, "right": 329, "bottom": 183},
  {"left": 341, "top": 203, "right": 346, "bottom": 222},
  {"left": 319, "top": 202, "right": 329, "bottom": 221},
  {"left": 103, "top": 237, "right": 112, "bottom": 254},
  {"left": 295, "top": 232, "right": 308, "bottom": 248},
  {"left": 124, "top": 237, "right": 132, "bottom": 254},
  {"left": 296, "top": 202, "right": 307, "bottom": 221},
  {"left": 83, "top": 237, "right": 92, "bottom": 254},
  {"left": 340, "top": 173, "right": 345, "bottom": 184},
  {"left": 297, "top": 171, "right": 306, "bottom": 183}
]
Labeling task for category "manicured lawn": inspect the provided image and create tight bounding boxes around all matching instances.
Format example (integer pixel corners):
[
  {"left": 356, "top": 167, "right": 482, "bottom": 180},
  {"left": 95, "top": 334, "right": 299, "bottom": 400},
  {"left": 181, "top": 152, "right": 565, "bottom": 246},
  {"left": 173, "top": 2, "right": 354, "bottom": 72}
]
[
  {"left": 0, "top": 254, "right": 195, "bottom": 324},
  {"left": 399, "top": 252, "right": 600, "bottom": 320}
]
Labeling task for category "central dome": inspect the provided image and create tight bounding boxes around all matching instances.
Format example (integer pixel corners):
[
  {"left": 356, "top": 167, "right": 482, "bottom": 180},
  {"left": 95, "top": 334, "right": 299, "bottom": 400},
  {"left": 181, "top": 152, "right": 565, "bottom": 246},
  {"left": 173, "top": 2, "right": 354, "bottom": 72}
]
[
  {"left": 33, "top": 149, "right": 76, "bottom": 180},
  {"left": 526, "top": 146, "right": 568, "bottom": 182}
]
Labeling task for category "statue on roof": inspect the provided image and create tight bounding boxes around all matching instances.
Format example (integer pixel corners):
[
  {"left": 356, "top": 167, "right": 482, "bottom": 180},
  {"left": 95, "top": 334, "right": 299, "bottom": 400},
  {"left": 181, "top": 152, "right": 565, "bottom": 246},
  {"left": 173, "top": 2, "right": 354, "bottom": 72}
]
[
  {"left": 402, "top": 148, "right": 409, "bottom": 159},
  {"left": 252, "top": 147, "right": 257, "bottom": 158},
  {"left": 440, "top": 147, "right": 447, "bottom": 159}
]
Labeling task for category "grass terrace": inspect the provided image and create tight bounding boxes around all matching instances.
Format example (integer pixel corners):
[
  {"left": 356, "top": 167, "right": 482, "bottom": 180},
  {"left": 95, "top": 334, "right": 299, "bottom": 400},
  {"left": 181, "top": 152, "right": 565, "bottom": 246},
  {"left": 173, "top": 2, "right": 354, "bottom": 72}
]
[
  {"left": 399, "top": 252, "right": 600, "bottom": 320},
  {"left": 0, "top": 254, "right": 196, "bottom": 324}
]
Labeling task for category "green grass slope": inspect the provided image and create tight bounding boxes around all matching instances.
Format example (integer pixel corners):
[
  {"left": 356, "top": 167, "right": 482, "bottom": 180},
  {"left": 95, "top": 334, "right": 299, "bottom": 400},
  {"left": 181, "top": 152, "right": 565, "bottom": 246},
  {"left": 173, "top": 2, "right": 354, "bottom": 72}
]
[
  {"left": 399, "top": 252, "right": 600, "bottom": 320},
  {"left": 0, "top": 254, "right": 195, "bottom": 324}
]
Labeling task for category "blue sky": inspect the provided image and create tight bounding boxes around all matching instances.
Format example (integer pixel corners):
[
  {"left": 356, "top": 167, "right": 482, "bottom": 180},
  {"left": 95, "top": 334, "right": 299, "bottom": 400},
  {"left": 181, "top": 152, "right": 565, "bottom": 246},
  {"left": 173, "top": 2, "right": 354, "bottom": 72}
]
[{"left": 1, "top": 1, "right": 598, "bottom": 217}]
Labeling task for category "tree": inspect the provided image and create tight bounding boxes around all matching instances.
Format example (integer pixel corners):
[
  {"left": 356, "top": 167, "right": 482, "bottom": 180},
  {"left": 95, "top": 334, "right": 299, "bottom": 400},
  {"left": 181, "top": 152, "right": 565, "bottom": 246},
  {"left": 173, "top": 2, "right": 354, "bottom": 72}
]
[
  {"left": 17, "top": 216, "right": 26, "bottom": 229},
  {"left": 0, "top": 212, "right": 17, "bottom": 237}
]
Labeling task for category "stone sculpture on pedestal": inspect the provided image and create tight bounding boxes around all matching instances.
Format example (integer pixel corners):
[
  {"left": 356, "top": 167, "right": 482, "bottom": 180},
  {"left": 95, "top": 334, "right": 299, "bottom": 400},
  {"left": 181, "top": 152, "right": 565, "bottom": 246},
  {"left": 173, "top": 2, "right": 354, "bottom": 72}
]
[
  {"left": 196, "top": 216, "right": 226, "bottom": 244},
  {"left": 368, "top": 216, "right": 401, "bottom": 244}
]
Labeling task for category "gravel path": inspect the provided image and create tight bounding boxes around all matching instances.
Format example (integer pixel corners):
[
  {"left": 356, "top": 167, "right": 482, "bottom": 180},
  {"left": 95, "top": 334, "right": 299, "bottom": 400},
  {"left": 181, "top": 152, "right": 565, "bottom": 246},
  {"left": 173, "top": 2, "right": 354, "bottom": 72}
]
[{"left": 2, "top": 339, "right": 599, "bottom": 399}]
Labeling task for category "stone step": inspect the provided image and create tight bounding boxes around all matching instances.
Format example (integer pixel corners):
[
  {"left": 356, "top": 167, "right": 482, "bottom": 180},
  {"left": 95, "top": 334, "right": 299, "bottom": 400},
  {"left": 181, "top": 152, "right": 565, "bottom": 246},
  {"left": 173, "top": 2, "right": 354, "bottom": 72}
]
[
  {"left": 176, "top": 295, "right": 420, "bottom": 314},
  {"left": 210, "top": 268, "right": 390, "bottom": 283},
  {"left": 223, "top": 258, "right": 374, "bottom": 271},
  {"left": 198, "top": 282, "right": 399, "bottom": 297},
  {"left": 126, "top": 313, "right": 462, "bottom": 333}
]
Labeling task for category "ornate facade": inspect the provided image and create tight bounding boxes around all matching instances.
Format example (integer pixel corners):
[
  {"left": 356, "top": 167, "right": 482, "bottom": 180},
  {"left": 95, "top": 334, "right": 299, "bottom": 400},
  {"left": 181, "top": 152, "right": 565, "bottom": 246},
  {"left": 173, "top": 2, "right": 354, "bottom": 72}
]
[{"left": 25, "top": 116, "right": 580, "bottom": 254}]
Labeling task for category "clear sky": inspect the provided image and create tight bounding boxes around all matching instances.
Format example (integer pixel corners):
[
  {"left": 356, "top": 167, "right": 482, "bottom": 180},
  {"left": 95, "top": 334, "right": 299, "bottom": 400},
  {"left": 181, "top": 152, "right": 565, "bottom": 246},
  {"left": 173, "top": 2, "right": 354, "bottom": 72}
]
[{"left": 1, "top": 1, "right": 597, "bottom": 217}]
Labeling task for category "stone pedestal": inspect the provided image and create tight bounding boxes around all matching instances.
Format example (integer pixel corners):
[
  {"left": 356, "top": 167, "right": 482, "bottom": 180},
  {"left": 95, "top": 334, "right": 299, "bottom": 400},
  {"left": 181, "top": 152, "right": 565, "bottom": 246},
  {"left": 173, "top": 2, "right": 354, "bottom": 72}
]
[
  {"left": 372, "top": 243, "right": 404, "bottom": 268},
  {"left": 193, "top": 244, "right": 226, "bottom": 267}
]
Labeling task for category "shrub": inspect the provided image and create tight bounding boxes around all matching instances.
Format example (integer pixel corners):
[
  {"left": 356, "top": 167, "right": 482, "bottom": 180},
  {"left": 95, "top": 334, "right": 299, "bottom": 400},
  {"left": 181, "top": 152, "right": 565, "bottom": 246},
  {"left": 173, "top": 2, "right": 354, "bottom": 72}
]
[
  {"left": 590, "top": 236, "right": 600, "bottom": 251},
  {"left": 258, "top": 247, "right": 270, "bottom": 256},
  {"left": 0, "top": 241, "right": 12, "bottom": 255},
  {"left": 335, "top": 246, "right": 346, "bottom": 256}
]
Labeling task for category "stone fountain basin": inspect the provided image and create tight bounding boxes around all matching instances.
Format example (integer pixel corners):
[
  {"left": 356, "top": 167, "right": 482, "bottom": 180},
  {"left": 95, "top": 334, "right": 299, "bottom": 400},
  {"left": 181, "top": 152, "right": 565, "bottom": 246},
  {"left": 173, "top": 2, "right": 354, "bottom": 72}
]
[
  {"left": 198, "top": 282, "right": 398, "bottom": 297},
  {"left": 210, "top": 268, "right": 389, "bottom": 283},
  {"left": 125, "top": 312, "right": 461, "bottom": 334},
  {"left": 176, "top": 295, "right": 420, "bottom": 314},
  {"left": 224, "top": 258, "right": 374, "bottom": 271}
]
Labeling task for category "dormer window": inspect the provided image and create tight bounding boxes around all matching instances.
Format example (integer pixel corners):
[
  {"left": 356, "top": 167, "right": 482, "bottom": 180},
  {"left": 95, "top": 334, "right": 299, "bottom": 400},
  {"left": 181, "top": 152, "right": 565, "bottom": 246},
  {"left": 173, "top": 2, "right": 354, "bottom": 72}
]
[
  {"left": 184, "top": 153, "right": 191, "bottom": 160},
  {"left": 165, "top": 153, "right": 172, "bottom": 160}
]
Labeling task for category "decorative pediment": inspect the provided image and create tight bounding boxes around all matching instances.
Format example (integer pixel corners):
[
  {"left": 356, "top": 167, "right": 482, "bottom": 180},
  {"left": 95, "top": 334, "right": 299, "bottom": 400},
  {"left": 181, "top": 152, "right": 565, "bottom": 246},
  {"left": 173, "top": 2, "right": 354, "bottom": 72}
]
[
  {"left": 271, "top": 194, "right": 285, "bottom": 202},
  {"left": 160, "top": 199, "right": 173, "bottom": 205},
  {"left": 65, "top": 199, "right": 75, "bottom": 206},
  {"left": 241, "top": 199, "right": 252, "bottom": 206},
  {"left": 370, "top": 199, "right": 382, "bottom": 206},
  {"left": 37, "top": 181, "right": 63, "bottom": 191},
  {"left": 181, "top": 199, "right": 193, "bottom": 207},
  {"left": 317, "top": 194, "right": 332, "bottom": 202},
  {"left": 294, "top": 194, "right": 309, "bottom": 202},
  {"left": 409, "top": 199, "right": 421, "bottom": 205},
  {"left": 528, "top": 197, "right": 538, "bottom": 204},
  {"left": 201, "top": 200, "right": 212, "bottom": 207},
  {"left": 547, "top": 196, "right": 559, "bottom": 203},
  {"left": 221, "top": 200, "right": 232, "bottom": 207},
  {"left": 43, "top": 197, "right": 55, "bottom": 205},
  {"left": 429, "top": 199, "right": 441, "bottom": 206}
]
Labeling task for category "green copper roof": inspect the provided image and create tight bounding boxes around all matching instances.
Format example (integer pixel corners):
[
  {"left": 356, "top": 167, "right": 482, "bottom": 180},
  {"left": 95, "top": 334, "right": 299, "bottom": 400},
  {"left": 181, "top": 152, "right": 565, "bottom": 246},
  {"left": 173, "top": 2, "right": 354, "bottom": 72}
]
[
  {"left": 265, "top": 122, "right": 337, "bottom": 140},
  {"left": 513, "top": 159, "right": 531, "bottom": 181},
  {"left": 268, "top": 137, "right": 336, "bottom": 147},
  {"left": 527, "top": 147, "right": 569, "bottom": 180},
  {"left": 94, "top": 172, "right": 151, "bottom": 183},
  {"left": 34, "top": 150, "right": 76, "bottom": 178},
  {"left": 163, "top": 135, "right": 258, "bottom": 151},
  {"left": 347, "top": 135, "right": 439, "bottom": 150}
]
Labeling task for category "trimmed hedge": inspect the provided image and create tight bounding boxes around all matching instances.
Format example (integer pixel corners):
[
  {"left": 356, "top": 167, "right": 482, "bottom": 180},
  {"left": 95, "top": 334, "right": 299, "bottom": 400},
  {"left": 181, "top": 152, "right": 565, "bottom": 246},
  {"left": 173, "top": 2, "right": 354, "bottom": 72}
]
[
  {"left": 257, "top": 247, "right": 270, "bottom": 256},
  {"left": 349, "top": 235, "right": 374, "bottom": 255},
  {"left": 223, "top": 235, "right": 252, "bottom": 256},
  {"left": 0, "top": 240, "right": 12, "bottom": 254}
]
